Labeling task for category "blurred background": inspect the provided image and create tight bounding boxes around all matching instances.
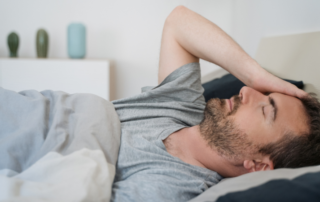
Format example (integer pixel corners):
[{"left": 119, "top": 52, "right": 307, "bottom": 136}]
[{"left": 0, "top": 0, "right": 320, "bottom": 100}]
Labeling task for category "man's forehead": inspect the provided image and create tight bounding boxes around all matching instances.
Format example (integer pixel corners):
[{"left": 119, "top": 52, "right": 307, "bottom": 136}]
[
  {"left": 270, "top": 92, "right": 309, "bottom": 134},
  {"left": 270, "top": 92, "right": 303, "bottom": 106}
]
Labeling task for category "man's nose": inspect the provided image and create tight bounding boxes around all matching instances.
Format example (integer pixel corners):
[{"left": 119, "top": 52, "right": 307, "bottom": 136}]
[{"left": 239, "top": 86, "right": 266, "bottom": 104}]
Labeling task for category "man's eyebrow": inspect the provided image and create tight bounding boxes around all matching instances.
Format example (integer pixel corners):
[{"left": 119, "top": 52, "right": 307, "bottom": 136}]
[{"left": 269, "top": 96, "right": 278, "bottom": 122}]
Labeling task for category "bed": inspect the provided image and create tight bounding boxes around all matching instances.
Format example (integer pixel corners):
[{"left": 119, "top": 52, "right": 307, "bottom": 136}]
[{"left": 0, "top": 32, "right": 319, "bottom": 201}]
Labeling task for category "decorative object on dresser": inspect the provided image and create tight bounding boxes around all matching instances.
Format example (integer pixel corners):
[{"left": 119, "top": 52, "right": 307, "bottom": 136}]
[
  {"left": 36, "top": 29, "right": 49, "bottom": 58},
  {"left": 68, "top": 23, "right": 86, "bottom": 59},
  {"left": 7, "top": 32, "right": 19, "bottom": 57}
]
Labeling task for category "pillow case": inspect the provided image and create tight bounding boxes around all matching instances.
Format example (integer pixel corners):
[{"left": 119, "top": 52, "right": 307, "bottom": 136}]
[
  {"left": 216, "top": 171, "right": 320, "bottom": 202},
  {"left": 189, "top": 165, "right": 320, "bottom": 202},
  {"left": 202, "top": 73, "right": 304, "bottom": 102}
]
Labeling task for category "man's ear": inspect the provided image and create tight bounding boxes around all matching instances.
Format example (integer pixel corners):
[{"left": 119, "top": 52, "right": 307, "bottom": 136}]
[{"left": 243, "top": 156, "right": 274, "bottom": 173}]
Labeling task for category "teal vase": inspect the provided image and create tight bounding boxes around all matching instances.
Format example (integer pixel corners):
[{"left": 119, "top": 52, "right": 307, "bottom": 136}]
[
  {"left": 7, "top": 32, "right": 19, "bottom": 57},
  {"left": 36, "top": 29, "right": 49, "bottom": 58},
  {"left": 68, "top": 23, "right": 86, "bottom": 58}
]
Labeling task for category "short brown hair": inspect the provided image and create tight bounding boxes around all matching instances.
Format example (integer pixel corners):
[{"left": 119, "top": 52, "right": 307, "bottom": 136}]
[{"left": 259, "top": 93, "right": 320, "bottom": 169}]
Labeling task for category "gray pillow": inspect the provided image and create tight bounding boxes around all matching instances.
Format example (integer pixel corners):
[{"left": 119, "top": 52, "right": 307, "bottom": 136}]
[{"left": 189, "top": 165, "right": 320, "bottom": 202}]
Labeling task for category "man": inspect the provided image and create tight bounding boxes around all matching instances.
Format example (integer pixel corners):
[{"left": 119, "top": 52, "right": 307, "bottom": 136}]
[{"left": 111, "top": 6, "right": 320, "bottom": 202}]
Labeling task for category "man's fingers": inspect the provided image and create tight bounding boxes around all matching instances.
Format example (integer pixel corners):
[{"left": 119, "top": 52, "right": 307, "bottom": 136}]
[
  {"left": 285, "top": 84, "right": 308, "bottom": 99},
  {"left": 295, "top": 89, "right": 309, "bottom": 99},
  {"left": 249, "top": 70, "right": 308, "bottom": 99}
]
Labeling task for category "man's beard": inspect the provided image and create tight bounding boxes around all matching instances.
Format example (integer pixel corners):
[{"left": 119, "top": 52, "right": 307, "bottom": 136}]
[{"left": 199, "top": 95, "right": 254, "bottom": 160}]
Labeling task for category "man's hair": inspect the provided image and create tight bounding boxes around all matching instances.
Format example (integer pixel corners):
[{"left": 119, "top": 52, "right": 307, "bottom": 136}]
[{"left": 259, "top": 93, "right": 320, "bottom": 169}]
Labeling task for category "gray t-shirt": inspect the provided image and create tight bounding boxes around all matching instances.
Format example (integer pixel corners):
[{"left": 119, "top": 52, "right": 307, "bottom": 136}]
[{"left": 111, "top": 62, "right": 222, "bottom": 202}]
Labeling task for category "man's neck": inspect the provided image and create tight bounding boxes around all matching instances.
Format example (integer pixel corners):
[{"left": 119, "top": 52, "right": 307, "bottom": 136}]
[
  {"left": 163, "top": 125, "right": 247, "bottom": 177},
  {"left": 164, "top": 126, "right": 206, "bottom": 167}
]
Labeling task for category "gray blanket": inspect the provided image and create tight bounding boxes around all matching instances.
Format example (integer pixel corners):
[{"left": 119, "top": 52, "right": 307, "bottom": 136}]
[{"left": 0, "top": 87, "right": 120, "bottom": 174}]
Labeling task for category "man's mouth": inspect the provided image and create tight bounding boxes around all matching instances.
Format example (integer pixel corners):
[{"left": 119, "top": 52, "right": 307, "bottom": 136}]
[{"left": 228, "top": 99, "right": 233, "bottom": 112}]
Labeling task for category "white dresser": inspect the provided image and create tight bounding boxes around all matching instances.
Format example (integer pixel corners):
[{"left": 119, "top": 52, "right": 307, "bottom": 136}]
[{"left": 0, "top": 58, "right": 110, "bottom": 100}]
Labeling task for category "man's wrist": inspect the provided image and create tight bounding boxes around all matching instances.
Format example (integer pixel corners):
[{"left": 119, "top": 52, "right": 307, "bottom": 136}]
[{"left": 230, "top": 59, "right": 263, "bottom": 88}]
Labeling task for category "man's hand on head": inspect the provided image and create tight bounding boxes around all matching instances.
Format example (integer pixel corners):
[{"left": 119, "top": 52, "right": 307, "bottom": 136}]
[{"left": 248, "top": 68, "right": 308, "bottom": 99}]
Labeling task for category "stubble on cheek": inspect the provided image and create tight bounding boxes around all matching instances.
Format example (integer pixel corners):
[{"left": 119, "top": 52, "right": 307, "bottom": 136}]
[{"left": 200, "top": 97, "right": 256, "bottom": 161}]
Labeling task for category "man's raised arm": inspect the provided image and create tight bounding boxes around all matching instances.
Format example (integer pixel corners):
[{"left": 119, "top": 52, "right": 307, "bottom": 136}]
[{"left": 158, "top": 5, "right": 306, "bottom": 98}]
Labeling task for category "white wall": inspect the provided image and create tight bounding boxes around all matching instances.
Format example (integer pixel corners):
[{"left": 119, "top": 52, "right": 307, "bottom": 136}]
[
  {"left": 233, "top": 0, "right": 320, "bottom": 58},
  {"left": 0, "top": 0, "right": 233, "bottom": 100}
]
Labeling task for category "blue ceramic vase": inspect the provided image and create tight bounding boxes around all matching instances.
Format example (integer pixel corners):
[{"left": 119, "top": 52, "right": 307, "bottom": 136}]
[{"left": 68, "top": 23, "right": 86, "bottom": 58}]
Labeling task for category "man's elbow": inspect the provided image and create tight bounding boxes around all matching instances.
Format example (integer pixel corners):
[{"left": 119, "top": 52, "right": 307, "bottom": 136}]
[
  {"left": 171, "top": 5, "right": 188, "bottom": 14},
  {"left": 165, "top": 5, "right": 189, "bottom": 26}
]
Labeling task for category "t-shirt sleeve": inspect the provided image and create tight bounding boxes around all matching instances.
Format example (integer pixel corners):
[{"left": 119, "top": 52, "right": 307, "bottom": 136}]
[
  {"left": 141, "top": 62, "right": 206, "bottom": 106},
  {"left": 112, "top": 62, "right": 206, "bottom": 127}
]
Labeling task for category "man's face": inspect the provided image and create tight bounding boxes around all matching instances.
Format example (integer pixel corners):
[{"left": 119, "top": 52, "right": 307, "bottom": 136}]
[{"left": 201, "top": 86, "right": 309, "bottom": 161}]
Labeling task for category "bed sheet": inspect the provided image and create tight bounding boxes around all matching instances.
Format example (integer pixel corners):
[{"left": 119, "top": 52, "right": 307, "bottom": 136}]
[{"left": 0, "top": 88, "right": 121, "bottom": 201}]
